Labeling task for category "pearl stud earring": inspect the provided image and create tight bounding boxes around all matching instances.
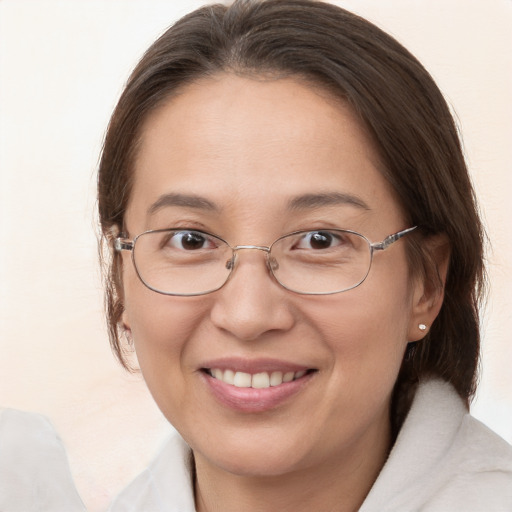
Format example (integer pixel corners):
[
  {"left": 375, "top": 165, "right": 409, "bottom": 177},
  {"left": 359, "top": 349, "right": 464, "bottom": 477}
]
[{"left": 418, "top": 323, "right": 427, "bottom": 331}]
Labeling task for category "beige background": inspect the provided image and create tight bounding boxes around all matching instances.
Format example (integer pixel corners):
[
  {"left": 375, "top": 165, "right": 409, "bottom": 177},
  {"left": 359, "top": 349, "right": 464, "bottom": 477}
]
[{"left": 0, "top": 1, "right": 511, "bottom": 511}]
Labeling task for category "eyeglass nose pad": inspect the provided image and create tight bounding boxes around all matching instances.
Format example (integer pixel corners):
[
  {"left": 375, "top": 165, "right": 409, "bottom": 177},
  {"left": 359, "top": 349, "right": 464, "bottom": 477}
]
[
  {"left": 225, "top": 255, "right": 236, "bottom": 270},
  {"left": 267, "top": 256, "right": 279, "bottom": 272}
]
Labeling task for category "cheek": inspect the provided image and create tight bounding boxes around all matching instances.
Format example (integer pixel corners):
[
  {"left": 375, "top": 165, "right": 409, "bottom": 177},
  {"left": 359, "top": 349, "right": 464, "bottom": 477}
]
[
  {"left": 122, "top": 257, "right": 204, "bottom": 346},
  {"left": 306, "top": 285, "right": 411, "bottom": 430},
  {"left": 307, "top": 274, "right": 412, "bottom": 381},
  {"left": 122, "top": 268, "right": 209, "bottom": 407},
  {"left": 126, "top": 295, "right": 206, "bottom": 366}
]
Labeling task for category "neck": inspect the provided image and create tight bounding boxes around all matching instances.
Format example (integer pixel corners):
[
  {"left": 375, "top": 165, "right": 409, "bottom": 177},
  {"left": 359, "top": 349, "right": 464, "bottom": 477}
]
[{"left": 193, "top": 421, "right": 391, "bottom": 512}]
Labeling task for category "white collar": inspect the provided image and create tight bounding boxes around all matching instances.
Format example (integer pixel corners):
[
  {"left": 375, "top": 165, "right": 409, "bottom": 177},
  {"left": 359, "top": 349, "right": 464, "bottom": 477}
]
[
  {"left": 360, "top": 378, "right": 467, "bottom": 511},
  {"left": 110, "top": 379, "right": 486, "bottom": 512}
]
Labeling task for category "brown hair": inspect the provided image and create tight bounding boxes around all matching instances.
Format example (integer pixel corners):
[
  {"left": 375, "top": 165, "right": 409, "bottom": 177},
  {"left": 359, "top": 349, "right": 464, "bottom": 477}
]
[{"left": 98, "top": 0, "right": 485, "bottom": 422}]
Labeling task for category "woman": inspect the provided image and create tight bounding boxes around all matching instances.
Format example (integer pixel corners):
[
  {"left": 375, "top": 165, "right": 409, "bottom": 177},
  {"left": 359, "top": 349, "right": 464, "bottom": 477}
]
[{"left": 98, "top": 1, "right": 512, "bottom": 510}]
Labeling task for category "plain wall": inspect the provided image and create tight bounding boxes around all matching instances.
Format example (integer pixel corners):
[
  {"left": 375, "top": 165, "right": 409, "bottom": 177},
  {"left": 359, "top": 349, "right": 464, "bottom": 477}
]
[{"left": 0, "top": 1, "right": 511, "bottom": 511}]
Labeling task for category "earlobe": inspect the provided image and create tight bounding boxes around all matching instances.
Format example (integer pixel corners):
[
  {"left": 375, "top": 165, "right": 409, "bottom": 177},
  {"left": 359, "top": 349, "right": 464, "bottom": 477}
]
[
  {"left": 408, "top": 287, "right": 444, "bottom": 342},
  {"left": 124, "top": 329, "right": 134, "bottom": 346},
  {"left": 407, "top": 234, "right": 450, "bottom": 342},
  {"left": 121, "top": 311, "right": 133, "bottom": 344}
]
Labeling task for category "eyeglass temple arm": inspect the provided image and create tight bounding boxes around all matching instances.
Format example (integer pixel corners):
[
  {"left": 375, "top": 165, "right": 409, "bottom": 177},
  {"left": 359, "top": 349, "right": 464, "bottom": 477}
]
[
  {"left": 371, "top": 226, "right": 417, "bottom": 251},
  {"left": 114, "top": 237, "right": 134, "bottom": 252}
]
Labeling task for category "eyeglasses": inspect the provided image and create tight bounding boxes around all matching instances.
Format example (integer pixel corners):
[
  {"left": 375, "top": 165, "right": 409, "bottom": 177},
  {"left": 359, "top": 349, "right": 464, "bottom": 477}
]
[{"left": 114, "top": 226, "right": 416, "bottom": 296}]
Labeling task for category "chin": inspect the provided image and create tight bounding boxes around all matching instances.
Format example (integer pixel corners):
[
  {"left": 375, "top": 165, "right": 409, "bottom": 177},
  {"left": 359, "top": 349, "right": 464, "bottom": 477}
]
[
  {"left": 204, "top": 450, "right": 306, "bottom": 478},
  {"left": 188, "top": 429, "right": 314, "bottom": 478}
]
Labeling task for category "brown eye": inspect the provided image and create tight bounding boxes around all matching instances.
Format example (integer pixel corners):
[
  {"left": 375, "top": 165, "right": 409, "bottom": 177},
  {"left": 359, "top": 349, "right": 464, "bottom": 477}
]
[
  {"left": 169, "top": 231, "right": 212, "bottom": 250},
  {"left": 309, "top": 232, "right": 333, "bottom": 249},
  {"left": 295, "top": 231, "right": 341, "bottom": 250}
]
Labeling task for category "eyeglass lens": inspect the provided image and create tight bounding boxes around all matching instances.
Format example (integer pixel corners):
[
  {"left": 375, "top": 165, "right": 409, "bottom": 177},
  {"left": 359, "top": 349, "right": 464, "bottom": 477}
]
[{"left": 131, "top": 229, "right": 373, "bottom": 296}]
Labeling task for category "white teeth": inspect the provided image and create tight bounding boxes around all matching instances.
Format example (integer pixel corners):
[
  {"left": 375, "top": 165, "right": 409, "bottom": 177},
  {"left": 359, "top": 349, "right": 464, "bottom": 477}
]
[
  {"left": 283, "top": 371, "right": 295, "bottom": 383},
  {"left": 223, "top": 369, "right": 235, "bottom": 385},
  {"left": 252, "top": 372, "right": 270, "bottom": 389},
  {"left": 233, "top": 371, "right": 252, "bottom": 388},
  {"left": 209, "top": 368, "right": 309, "bottom": 388},
  {"left": 270, "top": 371, "right": 283, "bottom": 386}
]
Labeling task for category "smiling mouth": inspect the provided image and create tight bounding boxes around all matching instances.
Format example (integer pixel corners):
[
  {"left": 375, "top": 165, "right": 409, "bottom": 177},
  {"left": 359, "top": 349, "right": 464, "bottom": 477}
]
[{"left": 203, "top": 368, "right": 317, "bottom": 389}]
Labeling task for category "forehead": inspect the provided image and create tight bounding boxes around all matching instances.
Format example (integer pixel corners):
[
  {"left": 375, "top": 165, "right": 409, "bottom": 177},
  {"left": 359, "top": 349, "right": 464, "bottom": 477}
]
[
  {"left": 127, "top": 74, "right": 402, "bottom": 235},
  {"left": 137, "top": 73, "right": 381, "bottom": 170}
]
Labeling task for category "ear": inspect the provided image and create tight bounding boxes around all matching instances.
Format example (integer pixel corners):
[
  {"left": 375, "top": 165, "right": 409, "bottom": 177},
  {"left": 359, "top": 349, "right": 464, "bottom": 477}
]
[
  {"left": 407, "top": 234, "right": 450, "bottom": 342},
  {"left": 121, "top": 310, "right": 133, "bottom": 342},
  {"left": 121, "top": 308, "right": 131, "bottom": 329}
]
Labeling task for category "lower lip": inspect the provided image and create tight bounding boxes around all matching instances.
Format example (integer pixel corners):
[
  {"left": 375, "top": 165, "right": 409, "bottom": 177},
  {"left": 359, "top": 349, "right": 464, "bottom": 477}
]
[{"left": 202, "top": 371, "right": 315, "bottom": 413}]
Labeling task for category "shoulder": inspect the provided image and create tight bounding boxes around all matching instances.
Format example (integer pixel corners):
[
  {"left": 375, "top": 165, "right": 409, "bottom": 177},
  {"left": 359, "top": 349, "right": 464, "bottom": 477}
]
[
  {"left": 0, "top": 408, "right": 85, "bottom": 512},
  {"left": 361, "top": 379, "right": 512, "bottom": 512},
  {"left": 458, "top": 412, "right": 512, "bottom": 472},
  {"left": 0, "top": 408, "right": 64, "bottom": 475},
  {"left": 427, "top": 413, "right": 512, "bottom": 510},
  {"left": 1, "top": 406, "right": 54, "bottom": 436},
  {"left": 109, "top": 432, "right": 196, "bottom": 512}
]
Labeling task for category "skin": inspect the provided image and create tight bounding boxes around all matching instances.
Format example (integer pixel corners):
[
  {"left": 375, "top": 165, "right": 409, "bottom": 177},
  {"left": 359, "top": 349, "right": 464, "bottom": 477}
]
[{"left": 121, "top": 75, "right": 442, "bottom": 512}]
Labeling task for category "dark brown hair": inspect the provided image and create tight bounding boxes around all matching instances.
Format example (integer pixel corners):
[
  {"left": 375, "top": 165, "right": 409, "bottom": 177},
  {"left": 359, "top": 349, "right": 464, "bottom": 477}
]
[{"left": 98, "top": 0, "right": 485, "bottom": 422}]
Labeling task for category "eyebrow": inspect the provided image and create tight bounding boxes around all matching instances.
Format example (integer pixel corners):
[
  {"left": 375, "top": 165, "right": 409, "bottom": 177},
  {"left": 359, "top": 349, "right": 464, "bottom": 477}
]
[
  {"left": 148, "top": 193, "right": 220, "bottom": 216},
  {"left": 287, "top": 192, "right": 370, "bottom": 211}
]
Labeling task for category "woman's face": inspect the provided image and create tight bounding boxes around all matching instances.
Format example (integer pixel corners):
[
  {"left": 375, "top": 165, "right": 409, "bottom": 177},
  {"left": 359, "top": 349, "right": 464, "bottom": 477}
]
[{"left": 122, "top": 75, "right": 426, "bottom": 477}]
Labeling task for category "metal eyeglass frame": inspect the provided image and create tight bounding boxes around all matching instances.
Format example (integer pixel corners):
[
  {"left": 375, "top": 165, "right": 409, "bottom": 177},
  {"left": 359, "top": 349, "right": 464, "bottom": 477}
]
[{"left": 114, "top": 226, "right": 417, "bottom": 296}]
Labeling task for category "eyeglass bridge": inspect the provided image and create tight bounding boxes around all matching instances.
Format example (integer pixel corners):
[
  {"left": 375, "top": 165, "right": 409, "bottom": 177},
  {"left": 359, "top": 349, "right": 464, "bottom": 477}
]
[{"left": 225, "top": 245, "right": 279, "bottom": 271}]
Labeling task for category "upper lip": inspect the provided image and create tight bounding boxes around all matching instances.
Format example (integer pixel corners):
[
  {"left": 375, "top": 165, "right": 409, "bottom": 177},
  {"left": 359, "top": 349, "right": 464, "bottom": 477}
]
[{"left": 199, "top": 357, "right": 314, "bottom": 374}]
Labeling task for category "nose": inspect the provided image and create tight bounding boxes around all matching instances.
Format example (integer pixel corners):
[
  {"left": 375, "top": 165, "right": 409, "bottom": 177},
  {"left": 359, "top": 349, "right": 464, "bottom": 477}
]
[{"left": 210, "top": 248, "right": 295, "bottom": 341}]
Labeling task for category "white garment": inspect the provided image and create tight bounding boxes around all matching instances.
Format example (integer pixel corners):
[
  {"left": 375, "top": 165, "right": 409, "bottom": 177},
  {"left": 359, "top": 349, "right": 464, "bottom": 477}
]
[
  {"left": 0, "top": 408, "right": 86, "bottom": 512},
  {"left": 109, "top": 379, "right": 512, "bottom": 512}
]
